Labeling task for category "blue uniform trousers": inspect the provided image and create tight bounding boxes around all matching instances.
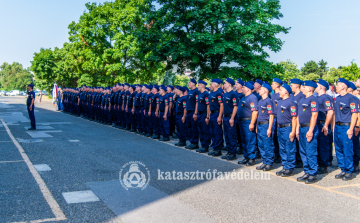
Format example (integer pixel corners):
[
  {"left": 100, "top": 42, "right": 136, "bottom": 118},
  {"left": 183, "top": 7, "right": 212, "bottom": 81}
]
[
  {"left": 186, "top": 111, "right": 199, "bottom": 144},
  {"left": 257, "top": 123, "right": 275, "bottom": 165},
  {"left": 135, "top": 108, "right": 141, "bottom": 130},
  {"left": 198, "top": 113, "right": 211, "bottom": 149},
  {"left": 160, "top": 112, "right": 170, "bottom": 138},
  {"left": 329, "top": 130, "right": 334, "bottom": 163},
  {"left": 210, "top": 112, "right": 223, "bottom": 151},
  {"left": 317, "top": 123, "right": 331, "bottom": 167},
  {"left": 278, "top": 125, "right": 296, "bottom": 170},
  {"left": 238, "top": 120, "right": 257, "bottom": 160},
  {"left": 139, "top": 108, "right": 145, "bottom": 132},
  {"left": 353, "top": 132, "right": 360, "bottom": 167},
  {"left": 176, "top": 114, "right": 187, "bottom": 143},
  {"left": 152, "top": 111, "right": 160, "bottom": 136},
  {"left": 223, "top": 116, "right": 237, "bottom": 154},
  {"left": 299, "top": 126, "right": 319, "bottom": 176},
  {"left": 273, "top": 117, "right": 280, "bottom": 157},
  {"left": 27, "top": 104, "right": 36, "bottom": 129},
  {"left": 334, "top": 125, "right": 354, "bottom": 173},
  {"left": 170, "top": 109, "right": 176, "bottom": 134}
]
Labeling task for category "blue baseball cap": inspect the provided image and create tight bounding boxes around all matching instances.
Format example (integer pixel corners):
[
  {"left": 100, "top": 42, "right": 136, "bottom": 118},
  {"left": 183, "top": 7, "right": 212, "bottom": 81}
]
[
  {"left": 303, "top": 80, "right": 318, "bottom": 89},
  {"left": 290, "top": 78, "right": 302, "bottom": 85},
  {"left": 281, "top": 83, "right": 292, "bottom": 94},
  {"left": 262, "top": 83, "right": 272, "bottom": 93},
  {"left": 198, "top": 80, "right": 207, "bottom": 86},
  {"left": 160, "top": 86, "right": 167, "bottom": 91},
  {"left": 272, "top": 78, "right": 283, "bottom": 85},
  {"left": 178, "top": 86, "right": 185, "bottom": 92},
  {"left": 225, "top": 78, "right": 235, "bottom": 86},
  {"left": 244, "top": 82, "right": 254, "bottom": 90},
  {"left": 28, "top": 84, "right": 34, "bottom": 87},
  {"left": 317, "top": 79, "right": 329, "bottom": 90},
  {"left": 124, "top": 83, "right": 130, "bottom": 87},
  {"left": 183, "top": 86, "right": 189, "bottom": 92},
  {"left": 236, "top": 79, "right": 244, "bottom": 85}
]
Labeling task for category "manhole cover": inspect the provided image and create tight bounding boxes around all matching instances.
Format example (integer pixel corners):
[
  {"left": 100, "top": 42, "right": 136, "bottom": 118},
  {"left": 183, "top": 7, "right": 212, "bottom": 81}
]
[{"left": 17, "top": 138, "right": 44, "bottom": 143}]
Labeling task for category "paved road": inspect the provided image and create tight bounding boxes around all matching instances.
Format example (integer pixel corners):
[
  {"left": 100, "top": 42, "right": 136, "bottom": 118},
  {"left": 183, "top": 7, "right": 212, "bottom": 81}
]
[{"left": 1, "top": 96, "right": 360, "bottom": 223}]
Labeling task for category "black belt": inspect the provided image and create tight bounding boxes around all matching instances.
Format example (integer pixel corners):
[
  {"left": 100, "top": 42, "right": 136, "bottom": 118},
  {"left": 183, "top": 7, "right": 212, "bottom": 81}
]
[
  {"left": 198, "top": 111, "right": 206, "bottom": 115},
  {"left": 279, "top": 123, "right": 291, "bottom": 128},
  {"left": 258, "top": 121, "right": 269, "bottom": 125},
  {"left": 145, "top": 109, "right": 149, "bottom": 111},
  {"left": 176, "top": 112, "right": 184, "bottom": 115},
  {"left": 317, "top": 120, "right": 325, "bottom": 124},
  {"left": 211, "top": 110, "right": 220, "bottom": 113},
  {"left": 160, "top": 110, "right": 165, "bottom": 112},
  {"left": 135, "top": 106, "right": 141, "bottom": 108},
  {"left": 187, "top": 110, "right": 194, "bottom": 112},
  {"left": 300, "top": 123, "right": 310, "bottom": 128},
  {"left": 224, "top": 114, "right": 232, "bottom": 118},
  {"left": 335, "top": 122, "right": 350, "bottom": 126},
  {"left": 237, "top": 118, "right": 251, "bottom": 121}
]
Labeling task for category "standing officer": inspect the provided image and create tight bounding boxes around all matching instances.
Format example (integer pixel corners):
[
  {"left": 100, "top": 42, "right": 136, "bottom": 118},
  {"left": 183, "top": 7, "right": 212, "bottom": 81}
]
[
  {"left": 150, "top": 85, "right": 161, "bottom": 139},
  {"left": 185, "top": 79, "right": 200, "bottom": 149},
  {"left": 347, "top": 82, "right": 360, "bottom": 173},
  {"left": 235, "top": 79, "right": 244, "bottom": 155},
  {"left": 134, "top": 85, "right": 142, "bottom": 133},
  {"left": 296, "top": 81, "right": 320, "bottom": 184},
  {"left": 175, "top": 87, "right": 188, "bottom": 147},
  {"left": 332, "top": 78, "right": 358, "bottom": 181},
  {"left": 208, "top": 79, "right": 224, "bottom": 157},
  {"left": 123, "top": 83, "right": 131, "bottom": 129},
  {"left": 194, "top": 80, "right": 211, "bottom": 153},
  {"left": 290, "top": 78, "right": 305, "bottom": 168},
  {"left": 315, "top": 79, "right": 334, "bottom": 174},
  {"left": 256, "top": 83, "right": 275, "bottom": 171},
  {"left": 276, "top": 83, "right": 298, "bottom": 177},
  {"left": 253, "top": 79, "right": 263, "bottom": 100},
  {"left": 143, "top": 84, "right": 153, "bottom": 137},
  {"left": 271, "top": 78, "right": 283, "bottom": 163},
  {"left": 237, "top": 82, "right": 259, "bottom": 166},
  {"left": 26, "top": 84, "right": 36, "bottom": 130},
  {"left": 221, "top": 78, "right": 238, "bottom": 160},
  {"left": 167, "top": 85, "right": 176, "bottom": 137},
  {"left": 158, "top": 86, "right": 170, "bottom": 141}
]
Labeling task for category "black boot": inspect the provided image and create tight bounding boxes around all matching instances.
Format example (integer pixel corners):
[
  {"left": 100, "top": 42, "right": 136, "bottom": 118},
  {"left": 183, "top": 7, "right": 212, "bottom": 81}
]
[
  {"left": 297, "top": 173, "right": 310, "bottom": 182},
  {"left": 238, "top": 158, "right": 249, "bottom": 165},
  {"left": 256, "top": 164, "right": 267, "bottom": 170},
  {"left": 175, "top": 141, "right": 187, "bottom": 147},
  {"left": 281, "top": 169, "right": 294, "bottom": 177},
  {"left": 197, "top": 148, "right": 209, "bottom": 153},
  {"left": 305, "top": 175, "right": 317, "bottom": 184},
  {"left": 152, "top": 135, "right": 160, "bottom": 139},
  {"left": 342, "top": 173, "right": 353, "bottom": 181},
  {"left": 276, "top": 169, "right": 286, "bottom": 176},
  {"left": 246, "top": 159, "right": 255, "bottom": 166},
  {"left": 226, "top": 154, "right": 237, "bottom": 160},
  {"left": 318, "top": 166, "right": 328, "bottom": 174},
  {"left": 211, "top": 150, "right": 222, "bottom": 157},
  {"left": 264, "top": 165, "right": 273, "bottom": 171},
  {"left": 335, "top": 172, "right": 346, "bottom": 179}
]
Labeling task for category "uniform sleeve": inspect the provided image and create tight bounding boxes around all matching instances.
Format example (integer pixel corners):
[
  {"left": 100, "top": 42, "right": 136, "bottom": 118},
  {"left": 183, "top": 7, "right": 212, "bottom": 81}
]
[
  {"left": 169, "top": 95, "right": 173, "bottom": 102},
  {"left": 195, "top": 94, "right": 199, "bottom": 102},
  {"left": 290, "top": 102, "right": 298, "bottom": 117},
  {"left": 324, "top": 98, "right": 333, "bottom": 111},
  {"left": 310, "top": 98, "right": 319, "bottom": 112},
  {"left": 217, "top": 92, "right": 223, "bottom": 104},
  {"left": 156, "top": 96, "right": 160, "bottom": 104},
  {"left": 267, "top": 100, "right": 274, "bottom": 114},
  {"left": 250, "top": 98, "right": 258, "bottom": 111},
  {"left": 165, "top": 97, "right": 169, "bottom": 106},
  {"left": 350, "top": 96, "right": 358, "bottom": 113},
  {"left": 232, "top": 93, "right": 238, "bottom": 106},
  {"left": 182, "top": 100, "right": 187, "bottom": 108}
]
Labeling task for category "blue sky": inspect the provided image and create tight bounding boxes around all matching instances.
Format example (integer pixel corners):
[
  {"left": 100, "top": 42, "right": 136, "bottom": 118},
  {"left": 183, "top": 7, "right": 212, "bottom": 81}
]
[{"left": 0, "top": 0, "right": 359, "bottom": 70}]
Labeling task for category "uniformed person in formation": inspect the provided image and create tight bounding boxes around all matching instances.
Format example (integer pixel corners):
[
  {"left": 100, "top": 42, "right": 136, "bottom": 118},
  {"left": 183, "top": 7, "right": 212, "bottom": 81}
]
[
  {"left": 26, "top": 84, "right": 36, "bottom": 130},
  {"left": 60, "top": 76, "right": 360, "bottom": 182}
]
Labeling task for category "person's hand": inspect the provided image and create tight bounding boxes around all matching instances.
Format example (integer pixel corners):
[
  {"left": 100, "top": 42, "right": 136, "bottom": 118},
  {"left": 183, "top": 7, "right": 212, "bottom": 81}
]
[
  {"left": 29, "top": 106, "right": 32, "bottom": 111},
  {"left": 306, "top": 131, "right": 313, "bottom": 142},
  {"left": 193, "top": 114, "right": 197, "bottom": 121},
  {"left": 148, "top": 111, "right": 151, "bottom": 116},
  {"left": 217, "top": 116, "right": 222, "bottom": 125},
  {"left": 267, "top": 129, "right": 271, "bottom": 138},
  {"left": 296, "top": 129, "right": 299, "bottom": 141},
  {"left": 229, "top": 118, "right": 234, "bottom": 127},
  {"left": 249, "top": 123, "right": 254, "bottom": 132},
  {"left": 322, "top": 125, "right": 328, "bottom": 136},
  {"left": 205, "top": 118, "right": 209, "bottom": 125},
  {"left": 289, "top": 131, "right": 295, "bottom": 142},
  {"left": 181, "top": 116, "right": 185, "bottom": 123},
  {"left": 163, "top": 115, "right": 167, "bottom": 121},
  {"left": 347, "top": 128, "right": 353, "bottom": 139}
]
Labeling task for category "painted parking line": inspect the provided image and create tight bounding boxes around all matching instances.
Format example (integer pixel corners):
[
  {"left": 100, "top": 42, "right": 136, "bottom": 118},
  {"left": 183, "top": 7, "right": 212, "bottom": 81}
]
[
  {"left": 0, "top": 119, "right": 67, "bottom": 221},
  {"left": 0, "top": 160, "right": 24, "bottom": 164}
]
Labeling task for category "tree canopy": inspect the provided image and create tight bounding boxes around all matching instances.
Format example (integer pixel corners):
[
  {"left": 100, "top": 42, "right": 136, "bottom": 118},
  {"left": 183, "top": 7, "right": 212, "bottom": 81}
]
[{"left": 0, "top": 62, "right": 34, "bottom": 91}]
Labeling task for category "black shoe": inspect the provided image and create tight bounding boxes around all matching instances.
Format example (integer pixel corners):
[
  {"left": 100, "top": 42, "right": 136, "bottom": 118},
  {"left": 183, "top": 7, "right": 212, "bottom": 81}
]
[
  {"left": 211, "top": 150, "right": 222, "bottom": 157},
  {"left": 354, "top": 165, "right": 360, "bottom": 172},
  {"left": 129, "top": 129, "right": 135, "bottom": 132},
  {"left": 172, "top": 133, "right": 178, "bottom": 139},
  {"left": 276, "top": 169, "right": 286, "bottom": 176},
  {"left": 295, "top": 161, "right": 303, "bottom": 168},
  {"left": 264, "top": 165, "right": 273, "bottom": 171},
  {"left": 208, "top": 150, "right": 216, "bottom": 156},
  {"left": 329, "top": 161, "right": 333, "bottom": 166},
  {"left": 256, "top": 164, "right": 267, "bottom": 170},
  {"left": 159, "top": 137, "right": 170, "bottom": 141},
  {"left": 238, "top": 158, "right": 249, "bottom": 165},
  {"left": 226, "top": 154, "right": 237, "bottom": 160},
  {"left": 27, "top": 127, "right": 36, "bottom": 130},
  {"left": 305, "top": 175, "right": 317, "bottom": 184},
  {"left": 145, "top": 133, "right": 152, "bottom": 137},
  {"left": 236, "top": 148, "right": 244, "bottom": 155},
  {"left": 246, "top": 159, "right": 255, "bottom": 166},
  {"left": 274, "top": 156, "right": 282, "bottom": 163},
  {"left": 281, "top": 169, "right": 294, "bottom": 177},
  {"left": 221, "top": 153, "right": 230, "bottom": 159},
  {"left": 255, "top": 153, "right": 261, "bottom": 159},
  {"left": 335, "top": 172, "right": 346, "bottom": 179},
  {"left": 175, "top": 141, "right": 187, "bottom": 147},
  {"left": 318, "top": 166, "right": 328, "bottom": 174},
  {"left": 197, "top": 148, "right": 209, "bottom": 153},
  {"left": 343, "top": 173, "right": 353, "bottom": 181},
  {"left": 152, "top": 135, "right": 160, "bottom": 139},
  {"left": 187, "top": 144, "right": 199, "bottom": 150},
  {"left": 297, "top": 173, "right": 310, "bottom": 182}
]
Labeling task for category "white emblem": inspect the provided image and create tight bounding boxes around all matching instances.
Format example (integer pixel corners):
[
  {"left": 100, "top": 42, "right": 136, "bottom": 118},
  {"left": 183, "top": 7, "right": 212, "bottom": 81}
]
[{"left": 119, "top": 161, "right": 150, "bottom": 190}]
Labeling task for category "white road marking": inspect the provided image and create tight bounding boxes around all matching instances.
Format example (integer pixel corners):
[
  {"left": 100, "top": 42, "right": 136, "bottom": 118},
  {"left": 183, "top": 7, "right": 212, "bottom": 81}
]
[
  {"left": 24, "top": 126, "right": 54, "bottom": 130},
  {"left": 68, "top": 140, "right": 79, "bottom": 142},
  {"left": 0, "top": 160, "right": 24, "bottom": 164},
  {"left": 26, "top": 130, "right": 62, "bottom": 138},
  {"left": 0, "top": 119, "right": 66, "bottom": 221},
  {"left": 62, "top": 190, "right": 100, "bottom": 204},
  {"left": 34, "top": 164, "right": 52, "bottom": 171}
]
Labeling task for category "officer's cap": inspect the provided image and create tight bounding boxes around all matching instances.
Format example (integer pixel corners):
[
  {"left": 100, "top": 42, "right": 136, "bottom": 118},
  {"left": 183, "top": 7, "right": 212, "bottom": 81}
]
[
  {"left": 248, "top": 81, "right": 255, "bottom": 85},
  {"left": 303, "top": 80, "right": 317, "bottom": 89},
  {"left": 244, "top": 82, "right": 254, "bottom": 90},
  {"left": 205, "top": 87, "right": 210, "bottom": 91},
  {"left": 28, "top": 84, "right": 34, "bottom": 88},
  {"left": 281, "top": 83, "right": 292, "bottom": 94},
  {"left": 190, "top": 78, "right": 197, "bottom": 85},
  {"left": 350, "top": 82, "right": 357, "bottom": 91},
  {"left": 160, "top": 86, "right": 167, "bottom": 91},
  {"left": 225, "top": 78, "right": 235, "bottom": 86},
  {"left": 167, "top": 85, "right": 174, "bottom": 90},
  {"left": 290, "top": 78, "right": 302, "bottom": 85},
  {"left": 317, "top": 79, "right": 329, "bottom": 90},
  {"left": 211, "top": 79, "right": 222, "bottom": 85},
  {"left": 198, "top": 80, "right": 207, "bottom": 86},
  {"left": 178, "top": 86, "right": 185, "bottom": 92},
  {"left": 262, "top": 83, "right": 272, "bottom": 93},
  {"left": 153, "top": 85, "right": 159, "bottom": 91},
  {"left": 183, "top": 86, "right": 189, "bottom": 92},
  {"left": 236, "top": 79, "right": 244, "bottom": 85},
  {"left": 124, "top": 83, "right": 130, "bottom": 87},
  {"left": 255, "top": 79, "right": 263, "bottom": 86},
  {"left": 338, "top": 78, "right": 350, "bottom": 88},
  {"left": 130, "top": 85, "right": 136, "bottom": 90},
  {"left": 272, "top": 78, "right": 283, "bottom": 85}
]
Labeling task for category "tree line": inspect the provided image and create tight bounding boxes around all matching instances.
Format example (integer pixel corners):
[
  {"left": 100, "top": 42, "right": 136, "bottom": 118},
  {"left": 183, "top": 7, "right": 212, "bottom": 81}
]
[{"left": 0, "top": 62, "right": 34, "bottom": 91}]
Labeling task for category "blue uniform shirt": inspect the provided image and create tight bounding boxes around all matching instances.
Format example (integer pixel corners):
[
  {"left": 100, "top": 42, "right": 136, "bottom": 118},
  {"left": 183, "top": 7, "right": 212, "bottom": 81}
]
[
  {"left": 144, "top": 93, "right": 153, "bottom": 109},
  {"left": 237, "top": 92, "right": 244, "bottom": 101},
  {"left": 27, "top": 91, "right": 35, "bottom": 105},
  {"left": 237, "top": 93, "right": 258, "bottom": 118},
  {"left": 209, "top": 89, "right": 223, "bottom": 111},
  {"left": 159, "top": 95, "right": 169, "bottom": 111},
  {"left": 186, "top": 88, "right": 200, "bottom": 111},
  {"left": 223, "top": 90, "right": 238, "bottom": 115},
  {"left": 176, "top": 96, "right": 187, "bottom": 113},
  {"left": 140, "top": 92, "right": 146, "bottom": 107},
  {"left": 134, "top": 92, "right": 142, "bottom": 107},
  {"left": 271, "top": 92, "right": 281, "bottom": 116},
  {"left": 128, "top": 92, "right": 136, "bottom": 108},
  {"left": 151, "top": 93, "right": 160, "bottom": 110},
  {"left": 298, "top": 95, "right": 319, "bottom": 124},
  {"left": 291, "top": 91, "right": 305, "bottom": 105},
  {"left": 197, "top": 91, "right": 210, "bottom": 112},
  {"left": 334, "top": 93, "right": 359, "bottom": 123},
  {"left": 253, "top": 92, "right": 262, "bottom": 101},
  {"left": 277, "top": 98, "right": 298, "bottom": 124},
  {"left": 317, "top": 94, "right": 334, "bottom": 121},
  {"left": 258, "top": 97, "right": 274, "bottom": 122}
]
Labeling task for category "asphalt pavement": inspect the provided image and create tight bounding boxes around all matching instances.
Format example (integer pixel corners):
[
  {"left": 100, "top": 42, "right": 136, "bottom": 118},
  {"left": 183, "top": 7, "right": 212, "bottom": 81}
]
[{"left": 1, "top": 96, "right": 360, "bottom": 223}]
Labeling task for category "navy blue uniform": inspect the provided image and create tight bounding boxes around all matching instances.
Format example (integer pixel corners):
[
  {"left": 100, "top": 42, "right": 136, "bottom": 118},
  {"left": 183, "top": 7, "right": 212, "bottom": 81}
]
[
  {"left": 159, "top": 95, "right": 170, "bottom": 138},
  {"left": 209, "top": 89, "right": 224, "bottom": 151},
  {"left": 237, "top": 93, "right": 258, "bottom": 160},
  {"left": 27, "top": 91, "right": 36, "bottom": 129},
  {"left": 291, "top": 91, "right": 305, "bottom": 163},
  {"left": 298, "top": 95, "right": 319, "bottom": 176},
  {"left": 197, "top": 91, "right": 211, "bottom": 149},
  {"left": 134, "top": 92, "right": 142, "bottom": 131},
  {"left": 186, "top": 88, "right": 200, "bottom": 145},
  {"left": 271, "top": 92, "right": 282, "bottom": 158},
  {"left": 277, "top": 98, "right": 297, "bottom": 170},
  {"left": 352, "top": 96, "right": 360, "bottom": 168},
  {"left": 176, "top": 96, "right": 187, "bottom": 143},
  {"left": 257, "top": 97, "right": 275, "bottom": 165},
  {"left": 144, "top": 93, "right": 153, "bottom": 134},
  {"left": 223, "top": 91, "right": 238, "bottom": 155},
  {"left": 236, "top": 92, "right": 244, "bottom": 149},
  {"left": 151, "top": 93, "right": 161, "bottom": 136},
  {"left": 167, "top": 93, "right": 176, "bottom": 135}
]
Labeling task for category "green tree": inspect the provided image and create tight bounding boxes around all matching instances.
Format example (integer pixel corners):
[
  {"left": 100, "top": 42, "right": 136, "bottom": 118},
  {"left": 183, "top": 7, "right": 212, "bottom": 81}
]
[
  {"left": 0, "top": 62, "right": 34, "bottom": 91},
  {"left": 318, "top": 59, "right": 328, "bottom": 79},
  {"left": 138, "top": 0, "right": 289, "bottom": 80},
  {"left": 301, "top": 60, "right": 318, "bottom": 75},
  {"left": 341, "top": 62, "right": 360, "bottom": 81},
  {"left": 323, "top": 67, "right": 341, "bottom": 84},
  {"left": 275, "top": 60, "right": 301, "bottom": 83}
]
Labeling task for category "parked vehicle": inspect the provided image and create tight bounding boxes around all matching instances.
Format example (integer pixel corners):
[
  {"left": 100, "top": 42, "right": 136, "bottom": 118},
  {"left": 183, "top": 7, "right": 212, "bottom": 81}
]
[
  {"left": 6, "top": 90, "right": 20, "bottom": 96},
  {"left": 0, "top": 91, "right": 5, "bottom": 96},
  {"left": 19, "top": 91, "right": 27, "bottom": 96}
]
